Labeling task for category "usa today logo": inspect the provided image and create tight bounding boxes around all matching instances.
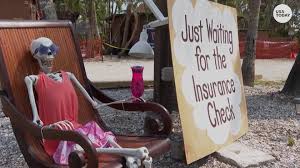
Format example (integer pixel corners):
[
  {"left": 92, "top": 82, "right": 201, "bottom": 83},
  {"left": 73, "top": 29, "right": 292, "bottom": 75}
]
[{"left": 273, "top": 4, "right": 292, "bottom": 23}]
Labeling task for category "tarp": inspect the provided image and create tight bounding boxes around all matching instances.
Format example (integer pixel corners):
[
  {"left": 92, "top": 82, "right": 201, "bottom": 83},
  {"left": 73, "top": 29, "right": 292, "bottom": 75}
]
[
  {"left": 239, "top": 40, "right": 299, "bottom": 59},
  {"left": 80, "top": 38, "right": 102, "bottom": 59}
]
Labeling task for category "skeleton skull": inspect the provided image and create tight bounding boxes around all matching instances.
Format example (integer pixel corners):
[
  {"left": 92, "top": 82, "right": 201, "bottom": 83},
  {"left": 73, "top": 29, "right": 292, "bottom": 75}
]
[{"left": 30, "top": 37, "right": 59, "bottom": 73}]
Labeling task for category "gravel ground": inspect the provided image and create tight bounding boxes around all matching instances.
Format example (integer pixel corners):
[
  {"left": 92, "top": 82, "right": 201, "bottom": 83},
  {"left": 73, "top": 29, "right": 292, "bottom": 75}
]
[{"left": 0, "top": 83, "right": 299, "bottom": 168}]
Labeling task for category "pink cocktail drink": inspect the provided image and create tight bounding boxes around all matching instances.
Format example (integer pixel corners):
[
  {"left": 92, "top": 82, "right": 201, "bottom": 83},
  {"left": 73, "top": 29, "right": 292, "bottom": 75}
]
[{"left": 131, "top": 66, "right": 144, "bottom": 99}]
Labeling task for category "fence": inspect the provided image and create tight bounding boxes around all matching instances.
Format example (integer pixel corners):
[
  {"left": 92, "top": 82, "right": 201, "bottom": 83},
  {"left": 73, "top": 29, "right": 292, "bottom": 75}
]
[
  {"left": 239, "top": 40, "right": 299, "bottom": 59},
  {"left": 80, "top": 38, "right": 103, "bottom": 60}
]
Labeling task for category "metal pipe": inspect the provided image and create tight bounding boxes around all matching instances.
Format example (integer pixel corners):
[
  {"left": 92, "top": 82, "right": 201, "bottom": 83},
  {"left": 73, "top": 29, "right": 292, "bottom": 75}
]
[{"left": 143, "top": 0, "right": 165, "bottom": 21}]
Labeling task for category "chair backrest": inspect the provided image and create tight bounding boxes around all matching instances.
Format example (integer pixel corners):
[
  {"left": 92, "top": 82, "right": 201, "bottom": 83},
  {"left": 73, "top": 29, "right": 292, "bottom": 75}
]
[{"left": 0, "top": 21, "right": 96, "bottom": 124}]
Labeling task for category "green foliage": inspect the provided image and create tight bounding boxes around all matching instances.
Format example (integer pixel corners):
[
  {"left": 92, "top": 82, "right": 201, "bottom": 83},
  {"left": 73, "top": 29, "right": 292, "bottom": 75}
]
[
  {"left": 287, "top": 135, "right": 295, "bottom": 146},
  {"left": 218, "top": 0, "right": 300, "bottom": 38},
  {"left": 95, "top": 0, "right": 109, "bottom": 22},
  {"left": 55, "top": 0, "right": 86, "bottom": 19},
  {"left": 217, "top": 0, "right": 248, "bottom": 17},
  {"left": 54, "top": 0, "right": 299, "bottom": 41},
  {"left": 55, "top": 0, "right": 81, "bottom": 13}
]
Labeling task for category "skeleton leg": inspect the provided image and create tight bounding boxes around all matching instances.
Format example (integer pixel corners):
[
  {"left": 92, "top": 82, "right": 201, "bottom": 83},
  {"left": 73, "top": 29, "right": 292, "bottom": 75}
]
[
  {"left": 106, "top": 137, "right": 142, "bottom": 167},
  {"left": 96, "top": 147, "right": 149, "bottom": 159},
  {"left": 96, "top": 146, "right": 151, "bottom": 168},
  {"left": 73, "top": 136, "right": 152, "bottom": 168},
  {"left": 105, "top": 136, "right": 152, "bottom": 168}
]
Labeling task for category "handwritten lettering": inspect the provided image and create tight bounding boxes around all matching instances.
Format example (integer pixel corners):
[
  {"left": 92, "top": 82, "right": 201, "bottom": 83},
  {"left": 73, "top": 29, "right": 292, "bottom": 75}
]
[
  {"left": 181, "top": 15, "right": 203, "bottom": 43},
  {"left": 206, "top": 19, "right": 233, "bottom": 54},
  {"left": 208, "top": 98, "right": 235, "bottom": 128}
]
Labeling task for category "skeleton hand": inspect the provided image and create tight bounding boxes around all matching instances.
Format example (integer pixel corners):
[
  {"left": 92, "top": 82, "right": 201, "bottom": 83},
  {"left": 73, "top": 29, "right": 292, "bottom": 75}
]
[
  {"left": 92, "top": 101, "right": 101, "bottom": 111},
  {"left": 48, "top": 120, "right": 74, "bottom": 130},
  {"left": 33, "top": 118, "right": 43, "bottom": 126}
]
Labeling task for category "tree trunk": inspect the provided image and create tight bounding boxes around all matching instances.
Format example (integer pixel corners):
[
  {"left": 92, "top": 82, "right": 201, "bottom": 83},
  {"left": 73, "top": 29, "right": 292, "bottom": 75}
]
[
  {"left": 241, "top": 0, "right": 261, "bottom": 87},
  {"left": 118, "top": 2, "right": 133, "bottom": 56},
  {"left": 87, "top": 0, "right": 99, "bottom": 39},
  {"left": 38, "top": 0, "right": 57, "bottom": 20},
  {"left": 112, "top": 17, "right": 126, "bottom": 47},
  {"left": 119, "top": 12, "right": 139, "bottom": 56},
  {"left": 86, "top": 0, "right": 100, "bottom": 58},
  {"left": 110, "top": 1, "right": 118, "bottom": 46}
]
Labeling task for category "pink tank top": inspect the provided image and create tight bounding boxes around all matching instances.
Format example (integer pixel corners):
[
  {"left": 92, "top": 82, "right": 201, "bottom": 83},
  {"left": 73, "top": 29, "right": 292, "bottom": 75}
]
[{"left": 35, "top": 71, "right": 81, "bottom": 155}]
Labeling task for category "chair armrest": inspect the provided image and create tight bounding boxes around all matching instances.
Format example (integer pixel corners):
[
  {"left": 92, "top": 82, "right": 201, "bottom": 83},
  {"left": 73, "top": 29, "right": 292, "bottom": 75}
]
[
  {"left": 89, "top": 82, "right": 173, "bottom": 136},
  {"left": 111, "top": 101, "right": 173, "bottom": 136},
  {"left": 42, "top": 129, "right": 97, "bottom": 168},
  {"left": 1, "top": 95, "right": 98, "bottom": 168}
]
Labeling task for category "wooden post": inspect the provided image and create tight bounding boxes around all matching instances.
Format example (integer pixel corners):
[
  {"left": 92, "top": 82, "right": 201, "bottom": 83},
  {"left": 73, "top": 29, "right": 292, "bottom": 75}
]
[{"left": 154, "top": 0, "right": 178, "bottom": 112}]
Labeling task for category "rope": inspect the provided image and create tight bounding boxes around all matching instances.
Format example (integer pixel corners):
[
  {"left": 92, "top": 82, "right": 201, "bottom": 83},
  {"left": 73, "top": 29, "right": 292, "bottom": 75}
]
[
  {"left": 103, "top": 42, "right": 130, "bottom": 51},
  {"left": 96, "top": 97, "right": 146, "bottom": 108}
]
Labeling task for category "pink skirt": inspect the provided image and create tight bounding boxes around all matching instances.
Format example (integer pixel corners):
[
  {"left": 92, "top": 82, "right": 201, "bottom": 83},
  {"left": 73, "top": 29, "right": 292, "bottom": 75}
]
[{"left": 53, "top": 121, "right": 115, "bottom": 165}]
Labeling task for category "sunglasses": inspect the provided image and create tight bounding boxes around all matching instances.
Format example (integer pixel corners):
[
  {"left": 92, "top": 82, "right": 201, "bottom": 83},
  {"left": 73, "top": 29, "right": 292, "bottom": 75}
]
[{"left": 34, "top": 44, "right": 59, "bottom": 56}]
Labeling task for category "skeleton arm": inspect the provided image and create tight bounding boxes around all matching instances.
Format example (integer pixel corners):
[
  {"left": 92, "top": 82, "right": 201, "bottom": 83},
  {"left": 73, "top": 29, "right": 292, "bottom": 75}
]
[
  {"left": 66, "top": 72, "right": 152, "bottom": 167},
  {"left": 24, "top": 75, "right": 43, "bottom": 126},
  {"left": 66, "top": 72, "right": 98, "bottom": 108}
]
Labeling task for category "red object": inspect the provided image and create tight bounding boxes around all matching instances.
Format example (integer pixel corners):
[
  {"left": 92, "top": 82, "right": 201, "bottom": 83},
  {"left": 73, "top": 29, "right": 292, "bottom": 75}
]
[
  {"left": 239, "top": 40, "right": 299, "bottom": 59},
  {"left": 53, "top": 121, "right": 115, "bottom": 165},
  {"left": 131, "top": 66, "right": 144, "bottom": 99},
  {"left": 238, "top": 31, "right": 299, "bottom": 59},
  {"left": 80, "top": 38, "right": 103, "bottom": 59},
  {"left": 35, "top": 71, "right": 81, "bottom": 156},
  {"left": 290, "top": 51, "right": 298, "bottom": 59}
]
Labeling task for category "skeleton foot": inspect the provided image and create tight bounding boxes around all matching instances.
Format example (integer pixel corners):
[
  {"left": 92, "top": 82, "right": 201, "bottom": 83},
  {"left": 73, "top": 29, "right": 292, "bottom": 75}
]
[
  {"left": 125, "top": 156, "right": 152, "bottom": 168},
  {"left": 143, "top": 156, "right": 152, "bottom": 168},
  {"left": 97, "top": 146, "right": 152, "bottom": 168},
  {"left": 126, "top": 156, "right": 140, "bottom": 168},
  {"left": 105, "top": 137, "right": 153, "bottom": 167},
  {"left": 126, "top": 156, "right": 152, "bottom": 168},
  {"left": 138, "top": 147, "right": 153, "bottom": 168}
]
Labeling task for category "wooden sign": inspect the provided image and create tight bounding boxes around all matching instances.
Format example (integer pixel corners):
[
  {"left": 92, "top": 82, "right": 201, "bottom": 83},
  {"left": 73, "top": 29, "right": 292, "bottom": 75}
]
[{"left": 167, "top": 0, "right": 248, "bottom": 164}]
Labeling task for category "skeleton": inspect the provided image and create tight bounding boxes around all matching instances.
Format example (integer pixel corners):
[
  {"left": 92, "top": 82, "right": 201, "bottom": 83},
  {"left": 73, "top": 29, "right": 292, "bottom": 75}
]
[{"left": 24, "top": 37, "right": 152, "bottom": 168}]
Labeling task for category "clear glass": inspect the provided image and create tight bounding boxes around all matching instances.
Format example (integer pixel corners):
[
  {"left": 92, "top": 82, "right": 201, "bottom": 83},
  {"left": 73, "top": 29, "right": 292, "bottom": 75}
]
[{"left": 131, "top": 65, "right": 144, "bottom": 99}]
